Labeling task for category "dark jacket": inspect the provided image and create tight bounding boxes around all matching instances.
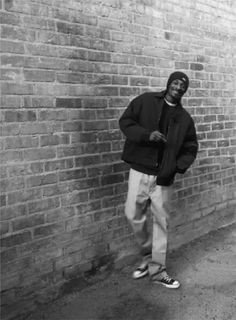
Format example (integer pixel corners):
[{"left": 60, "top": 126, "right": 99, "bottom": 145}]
[{"left": 119, "top": 91, "right": 198, "bottom": 186}]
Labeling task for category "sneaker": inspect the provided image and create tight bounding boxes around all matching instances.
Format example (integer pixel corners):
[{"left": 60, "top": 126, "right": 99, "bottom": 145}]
[
  {"left": 152, "top": 274, "right": 180, "bottom": 289},
  {"left": 132, "top": 264, "right": 149, "bottom": 279}
]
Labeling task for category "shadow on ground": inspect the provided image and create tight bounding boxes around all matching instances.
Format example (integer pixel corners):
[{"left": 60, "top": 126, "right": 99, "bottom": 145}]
[{"left": 27, "top": 222, "right": 236, "bottom": 320}]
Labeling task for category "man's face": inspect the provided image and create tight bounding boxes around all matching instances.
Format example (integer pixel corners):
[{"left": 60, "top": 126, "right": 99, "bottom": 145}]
[{"left": 167, "top": 79, "right": 187, "bottom": 101}]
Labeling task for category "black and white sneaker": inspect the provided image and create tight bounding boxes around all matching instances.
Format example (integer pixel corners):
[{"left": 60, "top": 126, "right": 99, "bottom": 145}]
[
  {"left": 132, "top": 263, "right": 149, "bottom": 279},
  {"left": 153, "top": 274, "right": 180, "bottom": 289}
]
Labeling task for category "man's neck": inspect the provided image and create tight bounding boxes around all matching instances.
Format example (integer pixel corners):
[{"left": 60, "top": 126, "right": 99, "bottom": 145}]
[
  {"left": 164, "top": 97, "right": 177, "bottom": 107},
  {"left": 164, "top": 92, "right": 179, "bottom": 104}
]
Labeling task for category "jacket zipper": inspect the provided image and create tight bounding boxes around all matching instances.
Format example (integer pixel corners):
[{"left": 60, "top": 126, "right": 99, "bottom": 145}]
[
  {"left": 157, "top": 119, "right": 172, "bottom": 172},
  {"left": 155, "top": 101, "right": 164, "bottom": 167},
  {"left": 155, "top": 115, "right": 161, "bottom": 167}
]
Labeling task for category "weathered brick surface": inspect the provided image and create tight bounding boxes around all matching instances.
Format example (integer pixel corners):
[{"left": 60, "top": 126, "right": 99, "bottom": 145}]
[{"left": 1, "top": 0, "right": 236, "bottom": 319}]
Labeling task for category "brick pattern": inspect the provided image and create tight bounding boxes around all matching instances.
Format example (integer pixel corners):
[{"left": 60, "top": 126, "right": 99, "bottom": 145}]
[{"left": 1, "top": 0, "right": 236, "bottom": 318}]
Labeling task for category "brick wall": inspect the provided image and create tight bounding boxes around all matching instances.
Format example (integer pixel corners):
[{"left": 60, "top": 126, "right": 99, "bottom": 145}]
[{"left": 1, "top": 0, "right": 236, "bottom": 318}]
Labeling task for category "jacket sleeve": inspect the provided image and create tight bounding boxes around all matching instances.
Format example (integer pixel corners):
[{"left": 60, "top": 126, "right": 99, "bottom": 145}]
[
  {"left": 119, "top": 94, "right": 151, "bottom": 143},
  {"left": 176, "top": 118, "right": 198, "bottom": 174}
]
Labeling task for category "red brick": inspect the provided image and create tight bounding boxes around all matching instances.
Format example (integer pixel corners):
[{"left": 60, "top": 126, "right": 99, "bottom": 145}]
[
  {"left": 120, "top": 87, "right": 140, "bottom": 96},
  {"left": 8, "top": 189, "right": 42, "bottom": 206},
  {"left": 87, "top": 51, "right": 111, "bottom": 62},
  {"left": 5, "top": 136, "right": 39, "bottom": 149},
  {"left": 45, "top": 207, "right": 75, "bottom": 223},
  {"left": 101, "top": 173, "right": 124, "bottom": 186},
  {"left": 0, "top": 39, "right": 24, "bottom": 54},
  {"left": 57, "top": 72, "right": 85, "bottom": 84},
  {"left": 25, "top": 43, "right": 57, "bottom": 57},
  {"left": 0, "top": 123, "right": 20, "bottom": 136},
  {"left": 85, "top": 25, "right": 110, "bottom": 39},
  {"left": 112, "top": 75, "right": 128, "bottom": 85},
  {"left": 39, "top": 110, "right": 67, "bottom": 121},
  {"left": 1, "top": 25, "right": 36, "bottom": 42},
  {"left": 56, "top": 21, "right": 84, "bottom": 35},
  {"left": 0, "top": 177, "right": 25, "bottom": 193},
  {"left": 4, "top": 110, "right": 36, "bottom": 122},
  {"left": 197, "top": 124, "right": 211, "bottom": 132},
  {"left": 25, "top": 56, "right": 68, "bottom": 70},
  {"left": 40, "top": 134, "right": 69, "bottom": 147},
  {"left": 190, "top": 63, "right": 204, "bottom": 71},
  {"left": 28, "top": 198, "right": 60, "bottom": 215},
  {"left": 24, "top": 69, "right": 55, "bottom": 82},
  {"left": 101, "top": 152, "right": 121, "bottom": 163},
  {"left": 69, "top": 60, "right": 94, "bottom": 73},
  {"left": 44, "top": 159, "right": 73, "bottom": 172},
  {"left": 26, "top": 173, "right": 57, "bottom": 188},
  {"left": 83, "top": 142, "right": 111, "bottom": 154},
  {"left": 83, "top": 99, "right": 108, "bottom": 109},
  {"left": 130, "top": 77, "right": 149, "bottom": 86},
  {"left": 94, "top": 86, "right": 119, "bottom": 96},
  {"left": 56, "top": 98, "right": 82, "bottom": 109},
  {"left": 34, "top": 83, "right": 70, "bottom": 96},
  {"left": 59, "top": 169, "right": 87, "bottom": 182},
  {"left": 175, "top": 62, "right": 189, "bottom": 70},
  {"left": 89, "top": 186, "right": 114, "bottom": 200},
  {"left": 0, "top": 194, "right": 7, "bottom": 207},
  {"left": 212, "top": 123, "right": 224, "bottom": 130},
  {"left": 23, "top": 148, "right": 56, "bottom": 161},
  {"left": 0, "top": 221, "right": 9, "bottom": 234},
  {"left": 12, "top": 214, "right": 45, "bottom": 232},
  {"left": 63, "top": 121, "right": 83, "bottom": 132},
  {"left": 0, "top": 204, "right": 27, "bottom": 221},
  {"left": 108, "top": 98, "right": 129, "bottom": 108},
  {"left": 83, "top": 120, "right": 109, "bottom": 131},
  {"left": 1, "top": 55, "right": 25, "bottom": 67},
  {"left": 1, "top": 83, "right": 34, "bottom": 95},
  {"left": 76, "top": 200, "right": 102, "bottom": 216},
  {"left": 22, "top": 15, "right": 55, "bottom": 30},
  {"left": 61, "top": 190, "right": 89, "bottom": 206},
  {"left": 0, "top": 68, "right": 22, "bottom": 81},
  {"left": 217, "top": 139, "right": 230, "bottom": 147},
  {"left": 0, "top": 150, "right": 23, "bottom": 164},
  {"left": 37, "top": 30, "right": 58, "bottom": 45},
  {"left": 33, "top": 223, "right": 64, "bottom": 239},
  {"left": 20, "top": 123, "right": 48, "bottom": 135},
  {"left": 57, "top": 145, "right": 83, "bottom": 158},
  {"left": 69, "top": 109, "right": 96, "bottom": 120},
  {"left": 93, "top": 63, "right": 118, "bottom": 74},
  {"left": 68, "top": 177, "right": 100, "bottom": 192},
  {"left": 0, "top": 247, "right": 17, "bottom": 264},
  {"left": 42, "top": 184, "right": 68, "bottom": 197},
  {"left": 0, "top": 11, "right": 20, "bottom": 25},
  {"left": 86, "top": 74, "right": 112, "bottom": 85},
  {"left": 0, "top": 95, "right": 22, "bottom": 109},
  {"left": 1, "top": 231, "right": 32, "bottom": 248}
]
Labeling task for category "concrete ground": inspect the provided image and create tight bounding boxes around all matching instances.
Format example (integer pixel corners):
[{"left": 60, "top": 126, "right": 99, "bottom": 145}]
[{"left": 27, "top": 223, "right": 236, "bottom": 320}]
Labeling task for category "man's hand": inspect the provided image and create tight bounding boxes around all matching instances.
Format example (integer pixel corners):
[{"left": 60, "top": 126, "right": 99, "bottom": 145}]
[{"left": 149, "top": 131, "right": 167, "bottom": 143}]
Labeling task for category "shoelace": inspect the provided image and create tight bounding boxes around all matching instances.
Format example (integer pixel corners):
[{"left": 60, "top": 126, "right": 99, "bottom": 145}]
[{"left": 162, "top": 275, "right": 174, "bottom": 283}]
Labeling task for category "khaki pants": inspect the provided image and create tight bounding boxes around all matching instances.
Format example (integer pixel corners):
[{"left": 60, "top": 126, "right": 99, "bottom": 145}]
[{"left": 125, "top": 168, "right": 172, "bottom": 277}]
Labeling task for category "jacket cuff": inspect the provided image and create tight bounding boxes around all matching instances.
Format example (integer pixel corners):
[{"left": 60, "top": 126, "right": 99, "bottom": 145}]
[
  {"left": 141, "top": 132, "right": 151, "bottom": 142},
  {"left": 176, "top": 166, "right": 187, "bottom": 174}
]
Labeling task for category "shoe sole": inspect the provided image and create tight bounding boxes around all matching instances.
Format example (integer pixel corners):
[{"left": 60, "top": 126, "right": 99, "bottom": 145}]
[
  {"left": 132, "top": 269, "right": 149, "bottom": 279},
  {"left": 153, "top": 281, "right": 180, "bottom": 289}
]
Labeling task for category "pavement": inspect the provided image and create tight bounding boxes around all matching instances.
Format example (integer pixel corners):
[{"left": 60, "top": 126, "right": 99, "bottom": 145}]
[{"left": 27, "top": 222, "right": 236, "bottom": 320}]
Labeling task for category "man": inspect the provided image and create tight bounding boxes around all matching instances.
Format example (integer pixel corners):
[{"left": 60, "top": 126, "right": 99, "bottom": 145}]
[{"left": 119, "top": 71, "right": 198, "bottom": 289}]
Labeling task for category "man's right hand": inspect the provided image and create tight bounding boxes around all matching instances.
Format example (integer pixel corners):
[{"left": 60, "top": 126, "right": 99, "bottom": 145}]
[{"left": 149, "top": 131, "right": 167, "bottom": 142}]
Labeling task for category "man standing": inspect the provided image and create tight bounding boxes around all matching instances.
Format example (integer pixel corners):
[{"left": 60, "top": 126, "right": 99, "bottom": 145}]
[{"left": 119, "top": 71, "right": 198, "bottom": 288}]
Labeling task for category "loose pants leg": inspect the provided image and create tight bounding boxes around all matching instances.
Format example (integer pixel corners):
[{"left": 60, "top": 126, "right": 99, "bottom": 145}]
[{"left": 125, "top": 169, "right": 172, "bottom": 278}]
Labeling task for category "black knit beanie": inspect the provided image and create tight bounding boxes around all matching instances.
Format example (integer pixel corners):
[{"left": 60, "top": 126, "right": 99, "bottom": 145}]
[{"left": 166, "top": 71, "right": 189, "bottom": 92}]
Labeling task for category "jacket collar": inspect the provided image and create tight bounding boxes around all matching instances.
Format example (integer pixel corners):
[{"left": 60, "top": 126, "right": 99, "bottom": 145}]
[{"left": 154, "top": 90, "right": 183, "bottom": 109}]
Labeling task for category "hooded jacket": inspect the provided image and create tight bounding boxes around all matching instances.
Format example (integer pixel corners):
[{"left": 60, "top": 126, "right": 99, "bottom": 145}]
[{"left": 119, "top": 91, "right": 198, "bottom": 186}]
